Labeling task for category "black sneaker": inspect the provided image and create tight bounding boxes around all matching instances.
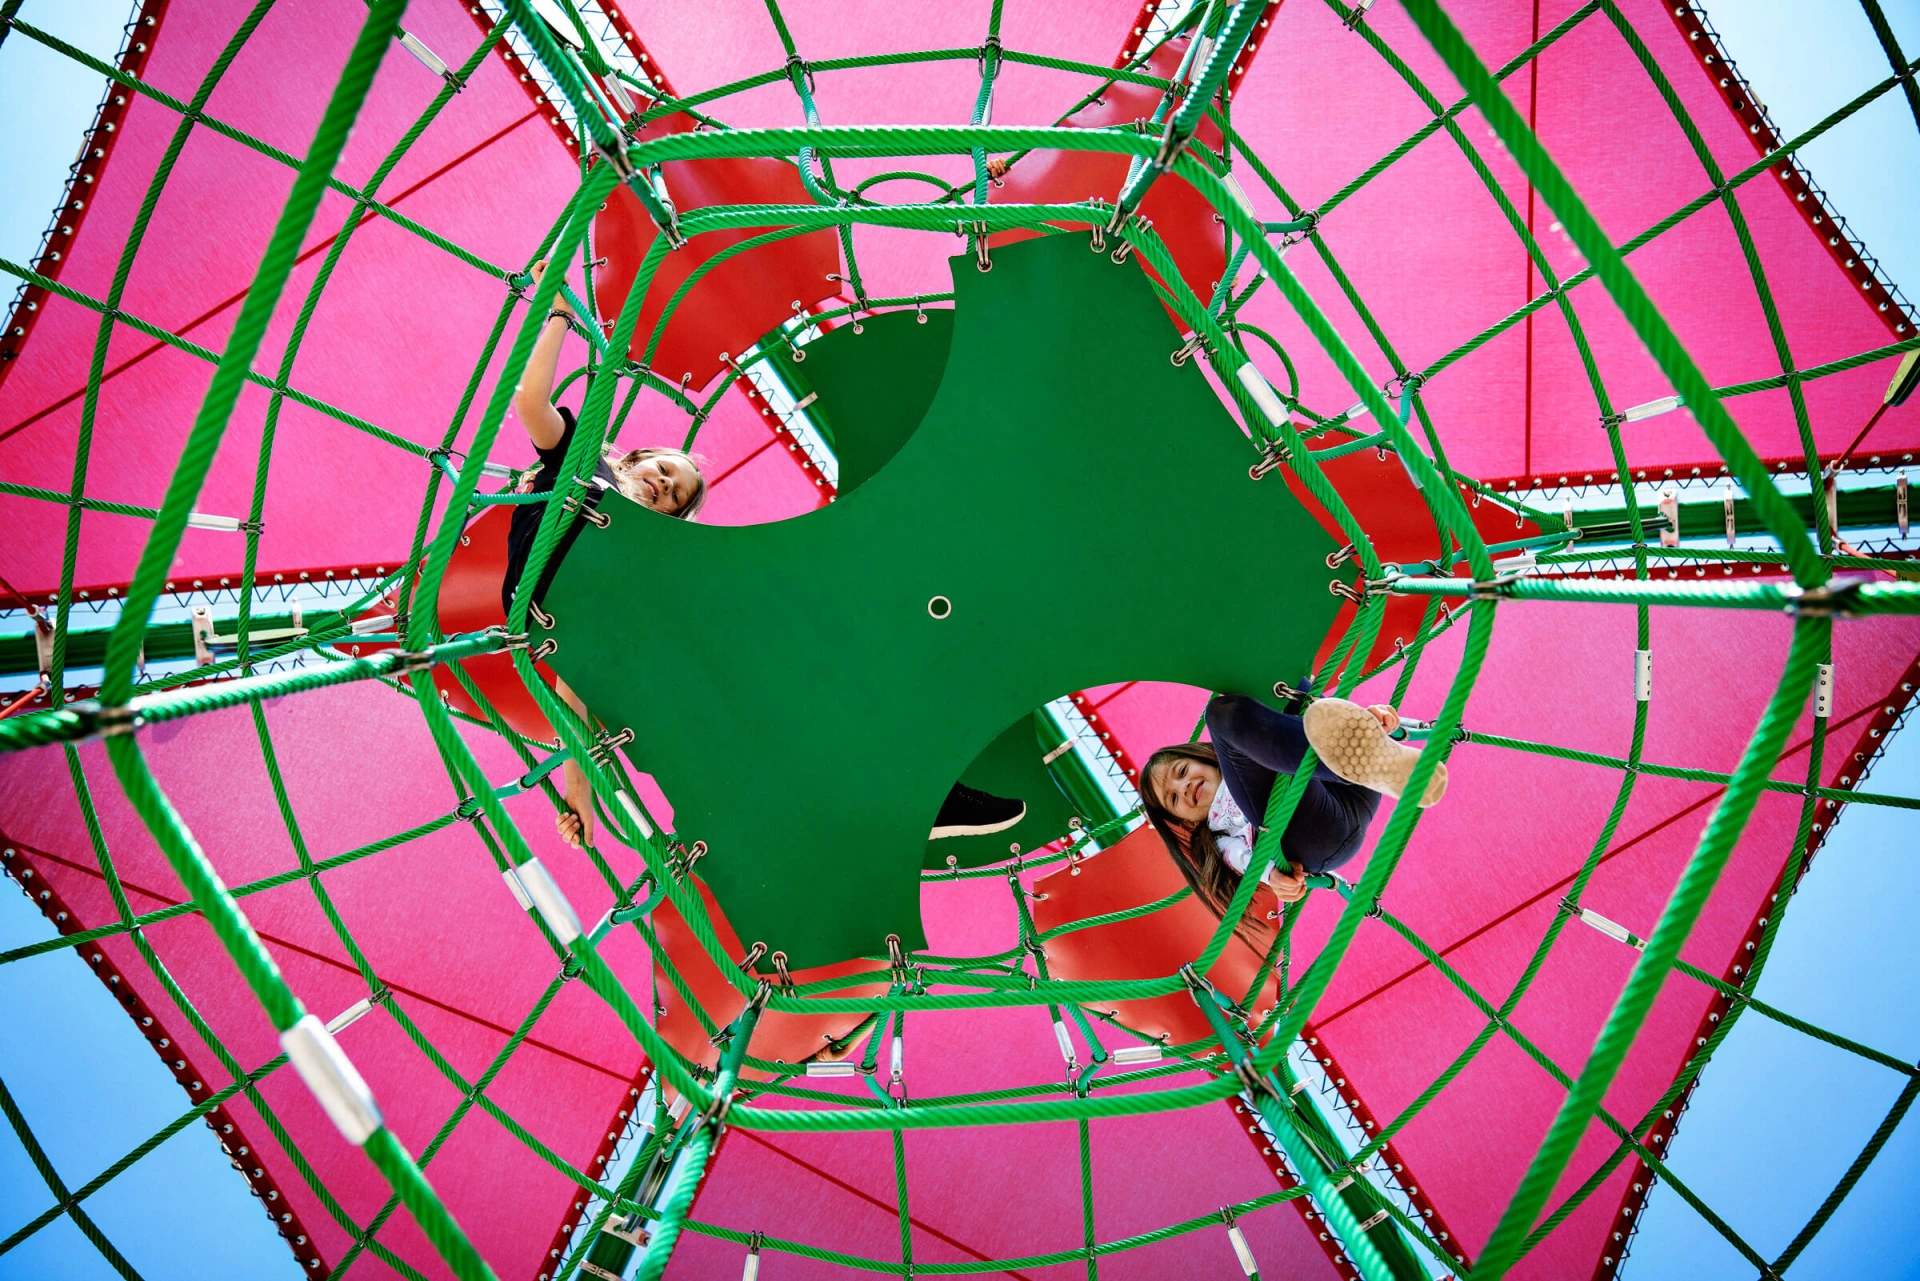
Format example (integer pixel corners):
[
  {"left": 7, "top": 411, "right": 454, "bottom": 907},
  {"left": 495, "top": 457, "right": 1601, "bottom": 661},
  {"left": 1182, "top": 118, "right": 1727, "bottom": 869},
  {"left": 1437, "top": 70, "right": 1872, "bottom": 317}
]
[{"left": 929, "top": 784, "right": 1026, "bottom": 839}]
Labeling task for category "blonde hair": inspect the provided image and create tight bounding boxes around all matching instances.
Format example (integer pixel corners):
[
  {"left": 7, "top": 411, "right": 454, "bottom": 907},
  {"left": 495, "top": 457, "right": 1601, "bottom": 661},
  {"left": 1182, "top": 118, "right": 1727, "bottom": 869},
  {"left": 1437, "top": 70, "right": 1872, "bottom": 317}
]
[{"left": 605, "top": 446, "right": 708, "bottom": 520}]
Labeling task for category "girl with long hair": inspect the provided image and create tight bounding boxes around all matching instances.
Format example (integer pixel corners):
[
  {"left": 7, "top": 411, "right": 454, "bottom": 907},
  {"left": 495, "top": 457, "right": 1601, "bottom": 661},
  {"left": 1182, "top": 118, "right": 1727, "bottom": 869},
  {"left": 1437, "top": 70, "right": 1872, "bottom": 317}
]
[{"left": 1138, "top": 694, "right": 1446, "bottom": 928}]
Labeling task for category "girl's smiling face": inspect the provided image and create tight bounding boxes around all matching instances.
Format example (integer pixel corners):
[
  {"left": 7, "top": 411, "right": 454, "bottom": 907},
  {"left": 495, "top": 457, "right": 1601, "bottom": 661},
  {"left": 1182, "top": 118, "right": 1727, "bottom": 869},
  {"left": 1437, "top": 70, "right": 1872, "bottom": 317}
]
[
  {"left": 620, "top": 452, "right": 699, "bottom": 515},
  {"left": 1149, "top": 754, "right": 1221, "bottom": 827}
]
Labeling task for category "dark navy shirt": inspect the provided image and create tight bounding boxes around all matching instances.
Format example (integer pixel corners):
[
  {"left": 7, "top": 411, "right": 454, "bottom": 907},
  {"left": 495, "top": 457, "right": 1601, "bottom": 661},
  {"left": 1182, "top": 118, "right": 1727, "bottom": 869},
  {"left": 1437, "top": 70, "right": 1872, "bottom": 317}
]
[{"left": 500, "top": 406, "right": 618, "bottom": 616}]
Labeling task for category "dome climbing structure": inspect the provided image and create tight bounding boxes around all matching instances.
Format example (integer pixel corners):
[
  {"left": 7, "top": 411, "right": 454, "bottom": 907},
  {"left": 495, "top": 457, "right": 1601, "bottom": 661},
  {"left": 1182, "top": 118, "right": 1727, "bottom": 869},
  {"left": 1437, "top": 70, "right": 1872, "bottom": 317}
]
[{"left": 2, "top": 2, "right": 1918, "bottom": 1279}]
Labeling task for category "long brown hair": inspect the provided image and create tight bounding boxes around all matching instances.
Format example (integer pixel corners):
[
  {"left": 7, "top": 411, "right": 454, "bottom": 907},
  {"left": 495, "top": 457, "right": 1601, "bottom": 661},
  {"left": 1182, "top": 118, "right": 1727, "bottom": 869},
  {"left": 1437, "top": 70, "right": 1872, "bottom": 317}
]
[{"left": 1139, "top": 742, "right": 1268, "bottom": 943}]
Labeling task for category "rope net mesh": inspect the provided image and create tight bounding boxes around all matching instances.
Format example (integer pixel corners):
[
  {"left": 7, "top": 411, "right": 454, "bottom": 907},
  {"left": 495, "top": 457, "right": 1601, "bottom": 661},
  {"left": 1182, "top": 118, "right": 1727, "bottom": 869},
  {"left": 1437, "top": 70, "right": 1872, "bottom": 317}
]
[{"left": 0, "top": 1, "right": 1917, "bottom": 1280}]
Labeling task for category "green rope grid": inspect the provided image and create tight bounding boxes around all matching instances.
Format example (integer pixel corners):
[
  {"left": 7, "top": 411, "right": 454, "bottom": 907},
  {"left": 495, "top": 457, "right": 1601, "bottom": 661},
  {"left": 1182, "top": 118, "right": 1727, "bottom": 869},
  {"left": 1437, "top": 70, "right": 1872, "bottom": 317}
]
[{"left": 0, "top": 3, "right": 1917, "bottom": 1280}]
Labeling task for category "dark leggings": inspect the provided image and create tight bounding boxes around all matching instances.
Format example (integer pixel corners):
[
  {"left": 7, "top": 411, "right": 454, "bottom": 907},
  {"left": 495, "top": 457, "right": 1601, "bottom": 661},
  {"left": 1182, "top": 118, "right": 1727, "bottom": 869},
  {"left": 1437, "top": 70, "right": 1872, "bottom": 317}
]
[{"left": 1205, "top": 694, "right": 1380, "bottom": 875}]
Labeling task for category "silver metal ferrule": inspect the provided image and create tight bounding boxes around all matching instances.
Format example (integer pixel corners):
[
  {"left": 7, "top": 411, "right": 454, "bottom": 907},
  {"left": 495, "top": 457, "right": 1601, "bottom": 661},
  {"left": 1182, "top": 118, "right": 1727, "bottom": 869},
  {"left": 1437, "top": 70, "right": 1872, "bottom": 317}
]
[{"left": 281, "top": 1014, "right": 382, "bottom": 1145}]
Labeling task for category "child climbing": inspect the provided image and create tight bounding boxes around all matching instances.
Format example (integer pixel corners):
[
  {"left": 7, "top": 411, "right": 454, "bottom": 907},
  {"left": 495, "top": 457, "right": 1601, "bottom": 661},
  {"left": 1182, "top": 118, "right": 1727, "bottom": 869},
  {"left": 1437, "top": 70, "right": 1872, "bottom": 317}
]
[
  {"left": 507, "top": 260, "right": 710, "bottom": 849},
  {"left": 1139, "top": 693, "right": 1446, "bottom": 921},
  {"left": 507, "top": 260, "right": 1025, "bottom": 849}
]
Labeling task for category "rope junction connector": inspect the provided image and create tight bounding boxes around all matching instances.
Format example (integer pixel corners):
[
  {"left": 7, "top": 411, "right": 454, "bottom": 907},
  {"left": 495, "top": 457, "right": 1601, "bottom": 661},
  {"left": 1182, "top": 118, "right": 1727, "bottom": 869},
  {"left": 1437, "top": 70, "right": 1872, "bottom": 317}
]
[
  {"left": 672, "top": 841, "right": 710, "bottom": 883},
  {"left": 967, "top": 221, "right": 992, "bottom": 272},
  {"left": 1248, "top": 441, "right": 1291, "bottom": 480},
  {"left": 1170, "top": 330, "right": 1209, "bottom": 367},
  {"left": 697, "top": 1080, "right": 739, "bottom": 1129},
  {"left": 1275, "top": 208, "right": 1320, "bottom": 250},
  {"left": 783, "top": 52, "right": 816, "bottom": 95},
  {"left": 976, "top": 33, "right": 1002, "bottom": 75},
  {"left": 560, "top": 494, "right": 611, "bottom": 528},
  {"left": 1782, "top": 580, "right": 1866, "bottom": 618},
  {"left": 588, "top": 727, "right": 634, "bottom": 767},
  {"left": 1109, "top": 216, "right": 1151, "bottom": 265},
  {"left": 1383, "top": 368, "right": 1425, "bottom": 398}
]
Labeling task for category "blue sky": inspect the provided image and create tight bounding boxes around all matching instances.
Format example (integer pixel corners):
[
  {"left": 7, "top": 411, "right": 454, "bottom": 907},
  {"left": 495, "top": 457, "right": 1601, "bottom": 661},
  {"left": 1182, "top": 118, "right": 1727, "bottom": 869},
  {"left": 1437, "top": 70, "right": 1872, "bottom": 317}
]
[{"left": 2, "top": 2, "right": 1918, "bottom": 1278}]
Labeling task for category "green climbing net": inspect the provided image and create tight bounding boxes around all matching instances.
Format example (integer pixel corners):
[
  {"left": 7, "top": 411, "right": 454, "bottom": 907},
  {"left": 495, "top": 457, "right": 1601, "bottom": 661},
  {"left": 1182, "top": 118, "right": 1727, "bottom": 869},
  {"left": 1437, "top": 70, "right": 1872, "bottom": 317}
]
[{"left": 4, "top": 1, "right": 1920, "bottom": 1279}]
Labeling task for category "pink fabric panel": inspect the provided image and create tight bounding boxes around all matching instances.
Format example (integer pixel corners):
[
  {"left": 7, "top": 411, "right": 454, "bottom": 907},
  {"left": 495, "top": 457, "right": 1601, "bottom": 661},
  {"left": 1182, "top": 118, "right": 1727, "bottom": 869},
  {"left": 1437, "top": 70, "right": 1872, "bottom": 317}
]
[
  {"left": 1093, "top": 595, "right": 1919, "bottom": 1275},
  {"left": 1220, "top": 0, "right": 1914, "bottom": 482},
  {"left": 0, "top": 680, "right": 656, "bottom": 1279},
  {"left": 0, "top": 0, "right": 576, "bottom": 593}
]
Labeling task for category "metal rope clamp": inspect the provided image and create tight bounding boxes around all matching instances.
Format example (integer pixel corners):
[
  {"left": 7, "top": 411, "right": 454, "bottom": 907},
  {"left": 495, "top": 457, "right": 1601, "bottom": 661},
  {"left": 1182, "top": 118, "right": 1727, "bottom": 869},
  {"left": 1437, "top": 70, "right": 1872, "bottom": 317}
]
[
  {"left": 1383, "top": 369, "right": 1425, "bottom": 399},
  {"left": 965, "top": 221, "right": 993, "bottom": 272},
  {"left": 598, "top": 134, "right": 686, "bottom": 249},
  {"left": 1084, "top": 199, "right": 1112, "bottom": 253},
  {"left": 667, "top": 839, "right": 707, "bottom": 879},
  {"left": 588, "top": 726, "right": 634, "bottom": 767},
  {"left": 976, "top": 33, "right": 1001, "bottom": 76},
  {"left": 885, "top": 933, "right": 909, "bottom": 985},
  {"left": 1248, "top": 440, "right": 1291, "bottom": 480},
  {"left": 560, "top": 493, "right": 611, "bottom": 529},
  {"left": 1328, "top": 578, "right": 1369, "bottom": 606},
  {"left": 1782, "top": 580, "right": 1864, "bottom": 619},
  {"left": 783, "top": 52, "right": 816, "bottom": 95},
  {"left": 1276, "top": 208, "right": 1319, "bottom": 250},
  {"left": 1272, "top": 680, "right": 1315, "bottom": 712},
  {"left": 1467, "top": 559, "right": 1534, "bottom": 601},
  {"left": 1110, "top": 215, "right": 1151, "bottom": 265},
  {"left": 1170, "top": 330, "right": 1209, "bottom": 367}
]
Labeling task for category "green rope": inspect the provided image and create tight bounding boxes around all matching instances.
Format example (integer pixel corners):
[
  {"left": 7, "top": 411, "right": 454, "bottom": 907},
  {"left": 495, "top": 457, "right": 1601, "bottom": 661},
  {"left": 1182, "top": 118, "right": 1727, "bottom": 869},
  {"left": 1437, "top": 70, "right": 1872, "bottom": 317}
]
[{"left": 0, "top": 7, "right": 1914, "bottom": 1278}]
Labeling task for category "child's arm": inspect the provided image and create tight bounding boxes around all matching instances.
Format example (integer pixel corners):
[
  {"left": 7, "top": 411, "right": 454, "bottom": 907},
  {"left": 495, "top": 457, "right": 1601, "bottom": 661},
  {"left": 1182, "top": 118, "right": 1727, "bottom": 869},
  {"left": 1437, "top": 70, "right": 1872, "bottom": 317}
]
[
  {"left": 554, "top": 675, "right": 597, "bottom": 849},
  {"left": 514, "top": 259, "right": 575, "bottom": 451}
]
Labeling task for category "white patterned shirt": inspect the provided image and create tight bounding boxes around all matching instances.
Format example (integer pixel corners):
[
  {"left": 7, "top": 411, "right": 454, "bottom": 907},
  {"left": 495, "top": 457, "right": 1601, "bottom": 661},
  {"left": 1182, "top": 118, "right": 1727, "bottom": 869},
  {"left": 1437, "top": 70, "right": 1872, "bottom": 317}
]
[{"left": 1208, "top": 783, "right": 1256, "bottom": 875}]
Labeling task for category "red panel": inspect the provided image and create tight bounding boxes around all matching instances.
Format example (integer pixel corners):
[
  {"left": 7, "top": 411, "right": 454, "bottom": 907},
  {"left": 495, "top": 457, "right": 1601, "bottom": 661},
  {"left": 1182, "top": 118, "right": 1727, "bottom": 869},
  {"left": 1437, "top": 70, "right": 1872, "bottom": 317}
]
[
  {"left": 989, "top": 38, "right": 1226, "bottom": 317},
  {"left": 652, "top": 879, "right": 884, "bottom": 1082},
  {"left": 1283, "top": 448, "right": 1544, "bottom": 673},
  {"left": 1031, "top": 825, "right": 1283, "bottom": 1048},
  {"left": 593, "top": 112, "right": 840, "bottom": 392}
]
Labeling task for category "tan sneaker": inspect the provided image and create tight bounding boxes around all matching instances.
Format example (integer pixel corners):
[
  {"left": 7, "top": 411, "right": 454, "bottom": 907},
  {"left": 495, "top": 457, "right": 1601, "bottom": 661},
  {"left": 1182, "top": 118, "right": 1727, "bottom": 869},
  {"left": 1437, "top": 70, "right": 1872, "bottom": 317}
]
[{"left": 1303, "top": 698, "right": 1448, "bottom": 807}]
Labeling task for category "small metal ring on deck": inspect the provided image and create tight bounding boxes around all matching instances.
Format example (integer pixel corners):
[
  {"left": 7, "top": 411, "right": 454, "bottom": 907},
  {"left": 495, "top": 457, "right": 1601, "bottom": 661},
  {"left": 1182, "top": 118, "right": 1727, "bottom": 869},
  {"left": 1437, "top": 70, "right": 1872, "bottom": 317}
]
[{"left": 927, "top": 595, "right": 952, "bottom": 619}]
